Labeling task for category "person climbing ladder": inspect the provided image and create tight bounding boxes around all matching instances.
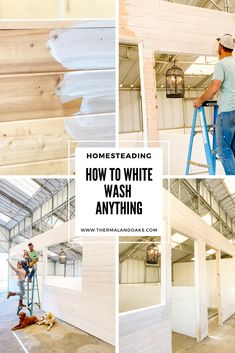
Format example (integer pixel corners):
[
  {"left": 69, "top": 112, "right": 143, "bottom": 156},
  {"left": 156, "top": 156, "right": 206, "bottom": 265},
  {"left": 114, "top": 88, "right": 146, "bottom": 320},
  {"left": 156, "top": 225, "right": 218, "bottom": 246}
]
[{"left": 6, "top": 259, "right": 26, "bottom": 308}]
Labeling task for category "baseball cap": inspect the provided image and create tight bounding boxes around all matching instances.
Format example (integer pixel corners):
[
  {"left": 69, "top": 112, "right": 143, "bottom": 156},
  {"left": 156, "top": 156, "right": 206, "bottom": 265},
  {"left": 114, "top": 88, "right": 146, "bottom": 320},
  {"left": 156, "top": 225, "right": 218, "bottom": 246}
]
[{"left": 217, "top": 34, "right": 235, "bottom": 50}]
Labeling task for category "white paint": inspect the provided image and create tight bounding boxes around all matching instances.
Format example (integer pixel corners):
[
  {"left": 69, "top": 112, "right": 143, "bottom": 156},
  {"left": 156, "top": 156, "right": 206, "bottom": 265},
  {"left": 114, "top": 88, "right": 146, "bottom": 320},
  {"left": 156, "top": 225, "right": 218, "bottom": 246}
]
[
  {"left": 119, "top": 132, "right": 144, "bottom": 147},
  {"left": 119, "top": 90, "right": 143, "bottom": 133},
  {"left": 56, "top": 69, "right": 115, "bottom": 114},
  {"left": 173, "top": 258, "right": 235, "bottom": 326},
  {"left": 159, "top": 131, "right": 225, "bottom": 175},
  {"left": 45, "top": 275, "right": 82, "bottom": 291},
  {"left": 173, "top": 262, "right": 195, "bottom": 287},
  {"left": 120, "top": 258, "right": 160, "bottom": 283},
  {"left": 120, "top": 304, "right": 171, "bottom": 353},
  {"left": 120, "top": 283, "right": 161, "bottom": 312},
  {"left": 64, "top": 113, "right": 115, "bottom": 143},
  {"left": 194, "top": 241, "right": 208, "bottom": 342},
  {"left": 12, "top": 331, "right": 29, "bottom": 353},
  {"left": 221, "top": 288, "right": 235, "bottom": 322},
  {"left": 48, "top": 28, "right": 115, "bottom": 70},
  {"left": 9, "top": 224, "right": 115, "bottom": 345},
  {"left": 47, "top": 24, "right": 116, "bottom": 144},
  {"left": 43, "top": 240, "right": 115, "bottom": 345},
  {"left": 121, "top": 0, "right": 235, "bottom": 177},
  {"left": 119, "top": 222, "right": 172, "bottom": 353},
  {"left": 172, "top": 287, "right": 196, "bottom": 338}
]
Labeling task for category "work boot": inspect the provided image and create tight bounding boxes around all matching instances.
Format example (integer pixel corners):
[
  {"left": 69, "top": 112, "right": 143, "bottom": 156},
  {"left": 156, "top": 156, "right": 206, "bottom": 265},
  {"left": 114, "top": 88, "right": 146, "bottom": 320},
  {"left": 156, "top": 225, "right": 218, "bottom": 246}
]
[
  {"left": 19, "top": 299, "right": 26, "bottom": 308},
  {"left": 7, "top": 291, "right": 16, "bottom": 299}
]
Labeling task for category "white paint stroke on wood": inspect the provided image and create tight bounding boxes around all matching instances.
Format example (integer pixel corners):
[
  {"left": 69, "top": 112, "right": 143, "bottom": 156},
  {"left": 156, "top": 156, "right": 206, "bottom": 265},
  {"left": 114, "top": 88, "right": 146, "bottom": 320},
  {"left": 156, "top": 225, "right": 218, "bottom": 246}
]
[
  {"left": 65, "top": 113, "right": 115, "bottom": 142},
  {"left": 48, "top": 28, "right": 115, "bottom": 70},
  {"left": 122, "top": 0, "right": 235, "bottom": 56},
  {"left": 47, "top": 24, "right": 116, "bottom": 144},
  {"left": 55, "top": 69, "right": 115, "bottom": 114}
]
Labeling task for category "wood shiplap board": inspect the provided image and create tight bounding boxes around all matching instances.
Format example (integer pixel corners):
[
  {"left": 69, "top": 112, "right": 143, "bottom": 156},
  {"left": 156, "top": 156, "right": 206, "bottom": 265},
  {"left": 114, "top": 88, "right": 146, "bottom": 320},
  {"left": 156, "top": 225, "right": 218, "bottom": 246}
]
[
  {"left": 0, "top": 158, "right": 70, "bottom": 175},
  {"left": 164, "top": 189, "right": 235, "bottom": 256},
  {"left": 221, "top": 288, "right": 235, "bottom": 323},
  {"left": 0, "top": 20, "right": 115, "bottom": 174},
  {"left": 0, "top": 73, "right": 83, "bottom": 122},
  {"left": 120, "top": 0, "right": 235, "bottom": 150},
  {"left": 0, "top": 117, "right": 71, "bottom": 165},
  {"left": 120, "top": 305, "right": 171, "bottom": 353},
  {"left": 0, "top": 29, "right": 63, "bottom": 74}
]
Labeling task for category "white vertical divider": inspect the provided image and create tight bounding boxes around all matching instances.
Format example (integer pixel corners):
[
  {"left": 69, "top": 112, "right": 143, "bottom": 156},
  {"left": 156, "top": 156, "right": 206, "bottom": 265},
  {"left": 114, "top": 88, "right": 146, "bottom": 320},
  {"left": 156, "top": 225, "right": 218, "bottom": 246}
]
[
  {"left": 194, "top": 240, "right": 208, "bottom": 342},
  {"left": 41, "top": 247, "right": 48, "bottom": 307},
  {"left": 216, "top": 249, "right": 222, "bottom": 325}
]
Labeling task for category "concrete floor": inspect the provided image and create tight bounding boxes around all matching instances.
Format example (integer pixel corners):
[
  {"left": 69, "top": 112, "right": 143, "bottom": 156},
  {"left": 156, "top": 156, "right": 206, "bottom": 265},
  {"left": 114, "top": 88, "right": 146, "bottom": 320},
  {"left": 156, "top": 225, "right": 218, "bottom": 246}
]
[
  {"left": 0, "top": 294, "right": 114, "bottom": 353},
  {"left": 173, "top": 315, "right": 235, "bottom": 353}
]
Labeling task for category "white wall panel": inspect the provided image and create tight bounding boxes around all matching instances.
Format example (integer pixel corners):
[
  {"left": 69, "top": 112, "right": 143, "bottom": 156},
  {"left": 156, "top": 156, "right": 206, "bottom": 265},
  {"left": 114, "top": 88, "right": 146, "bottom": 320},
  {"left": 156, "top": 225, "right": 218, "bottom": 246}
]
[
  {"left": 120, "top": 283, "right": 161, "bottom": 312},
  {"left": 9, "top": 224, "right": 115, "bottom": 345},
  {"left": 172, "top": 287, "right": 196, "bottom": 337},
  {"left": 119, "top": 90, "right": 143, "bottom": 133},
  {"left": 157, "top": 90, "right": 213, "bottom": 130},
  {"left": 121, "top": 259, "right": 159, "bottom": 283}
]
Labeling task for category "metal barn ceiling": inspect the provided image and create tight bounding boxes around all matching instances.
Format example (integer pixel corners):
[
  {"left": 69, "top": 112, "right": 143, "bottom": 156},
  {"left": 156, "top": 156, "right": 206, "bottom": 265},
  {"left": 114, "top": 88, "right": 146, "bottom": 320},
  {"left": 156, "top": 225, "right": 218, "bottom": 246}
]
[
  {"left": 119, "top": 44, "right": 216, "bottom": 90},
  {"left": 48, "top": 242, "right": 82, "bottom": 262},
  {"left": 0, "top": 178, "right": 71, "bottom": 229}
]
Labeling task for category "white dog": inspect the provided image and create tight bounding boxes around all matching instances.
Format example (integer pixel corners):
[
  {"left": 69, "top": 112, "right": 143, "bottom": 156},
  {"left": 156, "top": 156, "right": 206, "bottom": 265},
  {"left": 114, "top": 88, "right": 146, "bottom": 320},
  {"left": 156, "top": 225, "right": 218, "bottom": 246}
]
[{"left": 37, "top": 312, "right": 56, "bottom": 331}]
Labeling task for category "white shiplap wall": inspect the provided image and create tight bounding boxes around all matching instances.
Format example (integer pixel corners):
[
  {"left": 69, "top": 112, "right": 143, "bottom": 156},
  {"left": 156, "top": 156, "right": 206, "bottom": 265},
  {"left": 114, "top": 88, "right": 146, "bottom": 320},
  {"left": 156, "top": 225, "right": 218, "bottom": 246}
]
[
  {"left": 119, "top": 222, "right": 172, "bottom": 353},
  {"left": 120, "top": 89, "right": 214, "bottom": 131},
  {"left": 157, "top": 90, "right": 214, "bottom": 130},
  {"left": 43, "top": 240, "right": 115, "bottom": 345},
  {"left": 119, "top": 90, "right": 143, "bottom": 133},
  {"left": 121, "top": 258, "right": 160, "bottom": 283},
  {"left": 9, "top": 222, "right": 115, "bottom": 345}
]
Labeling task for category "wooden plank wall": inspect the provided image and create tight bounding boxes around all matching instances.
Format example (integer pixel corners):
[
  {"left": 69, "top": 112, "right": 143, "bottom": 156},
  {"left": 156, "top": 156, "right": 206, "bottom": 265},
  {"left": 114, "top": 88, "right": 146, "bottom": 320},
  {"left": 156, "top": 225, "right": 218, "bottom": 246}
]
[
  {"left": 120, "top": 0, "right": 235, "bottom": 144},
  {"left": 0, "top": 20, "right": 115, "bottom": 175},
  {"left": 119, "top": 221, "right": 172, "bottom": 353},
  {"left": 9, "top": 221, "right": 115, "bottom": 345}
]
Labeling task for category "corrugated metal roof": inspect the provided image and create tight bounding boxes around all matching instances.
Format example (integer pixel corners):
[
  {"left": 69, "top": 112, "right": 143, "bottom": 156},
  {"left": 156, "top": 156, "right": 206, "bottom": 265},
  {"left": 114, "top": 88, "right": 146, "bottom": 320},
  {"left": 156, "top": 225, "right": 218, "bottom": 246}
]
[
  {"left": 48, "top": 242, "right": 82, "bottom": 262},
  {"left": 119, "top": 44, "right": 215, "bottom": 90},
  {"left": 0, "top": 178, "right": 69, "bottom": 229},
  {"left": 203, "top": 179, "right": 235, "bottom": 218}
]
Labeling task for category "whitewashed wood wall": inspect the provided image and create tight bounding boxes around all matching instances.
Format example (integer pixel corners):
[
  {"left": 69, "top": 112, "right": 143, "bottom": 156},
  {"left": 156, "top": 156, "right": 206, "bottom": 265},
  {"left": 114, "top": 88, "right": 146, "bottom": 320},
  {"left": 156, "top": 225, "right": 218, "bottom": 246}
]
[
  {"left": 120, "top": 0, "right": 235, "bottom": 142},
  {"left": 9, "top": 222, "right": 115, "bottom": 345}
]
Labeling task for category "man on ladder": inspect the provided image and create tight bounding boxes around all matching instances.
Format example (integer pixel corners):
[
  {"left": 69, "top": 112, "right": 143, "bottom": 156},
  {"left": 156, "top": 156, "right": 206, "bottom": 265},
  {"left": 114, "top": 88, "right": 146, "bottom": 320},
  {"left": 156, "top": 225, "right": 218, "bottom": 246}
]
[
  {"left": 194, "top": 34, "right": 235, "bottom": 175},
  {"left": 27, "top": 242, "right": 39, "bottom": 282}
]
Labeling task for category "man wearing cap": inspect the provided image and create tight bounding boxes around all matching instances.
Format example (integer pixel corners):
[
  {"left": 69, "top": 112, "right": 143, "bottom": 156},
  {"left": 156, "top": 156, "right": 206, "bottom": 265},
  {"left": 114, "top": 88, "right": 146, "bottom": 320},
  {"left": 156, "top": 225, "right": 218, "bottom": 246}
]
[{"left": 194, "top": 34, "right": 235, "bottom": 175}]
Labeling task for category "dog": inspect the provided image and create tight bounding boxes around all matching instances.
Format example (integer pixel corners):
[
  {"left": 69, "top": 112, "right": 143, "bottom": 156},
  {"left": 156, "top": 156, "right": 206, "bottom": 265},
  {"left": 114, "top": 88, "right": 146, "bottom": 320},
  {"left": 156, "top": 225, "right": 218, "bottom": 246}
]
[
  {"left": 12, "top": 312, "right": 38, "bottom": 331},
  {"left": 37, "top": 312, "right": 56, "bottom": 331}
]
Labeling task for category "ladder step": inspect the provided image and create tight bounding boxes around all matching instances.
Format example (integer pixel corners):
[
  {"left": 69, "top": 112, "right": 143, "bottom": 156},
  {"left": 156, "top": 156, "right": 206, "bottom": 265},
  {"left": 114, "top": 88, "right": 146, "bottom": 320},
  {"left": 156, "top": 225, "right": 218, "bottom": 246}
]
[{"left": 188, "top": 161, "right": 208, "bottom": 168}]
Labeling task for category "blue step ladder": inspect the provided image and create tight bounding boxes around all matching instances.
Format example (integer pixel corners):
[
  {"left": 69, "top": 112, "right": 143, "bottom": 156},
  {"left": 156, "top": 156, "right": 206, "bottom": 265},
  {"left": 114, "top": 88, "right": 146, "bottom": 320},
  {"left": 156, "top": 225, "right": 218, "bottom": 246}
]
[
  {"left": 17, "top": 271, "right": 41, "bottom": 315},
  {"left": 185, "top": 100, "right": 219, "bottom": 175}
]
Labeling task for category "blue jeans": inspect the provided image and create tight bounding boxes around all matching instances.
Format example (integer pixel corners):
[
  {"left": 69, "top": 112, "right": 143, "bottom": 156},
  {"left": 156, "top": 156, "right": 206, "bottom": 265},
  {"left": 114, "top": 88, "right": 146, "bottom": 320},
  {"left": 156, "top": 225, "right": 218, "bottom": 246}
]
[
  {"left": 21, "top": 260, "right": 29, "bottom": 273},
  {"left": 16, "top": 280, "right": 25, "bottom": 299},
  {"left": 28, "top": 265, "right": 36, "bottom": 280},
  {"left": 216, "top": 110, "right": 235, "bottom": 175}
]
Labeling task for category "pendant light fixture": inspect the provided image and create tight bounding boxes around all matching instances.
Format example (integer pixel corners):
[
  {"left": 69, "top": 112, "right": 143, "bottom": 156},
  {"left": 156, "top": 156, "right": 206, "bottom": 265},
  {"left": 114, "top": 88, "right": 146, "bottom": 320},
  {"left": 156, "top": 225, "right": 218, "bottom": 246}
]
[
  {"left": 59, "top": 248, "right": 67, "bottom": 264},
  {"left": 166, "top": 59, "right": 185, "bottom": 98},
  {"left": 146, "top": 243, "right": 159, "bottom": 265}
]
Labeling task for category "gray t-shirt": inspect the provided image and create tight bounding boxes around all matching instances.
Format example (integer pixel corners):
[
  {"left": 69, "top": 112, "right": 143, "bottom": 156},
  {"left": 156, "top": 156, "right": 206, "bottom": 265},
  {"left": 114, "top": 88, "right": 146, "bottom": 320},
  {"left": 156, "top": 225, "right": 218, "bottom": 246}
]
[{"left": 212, "top": 56, "right": 235, "bottom": 113}]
